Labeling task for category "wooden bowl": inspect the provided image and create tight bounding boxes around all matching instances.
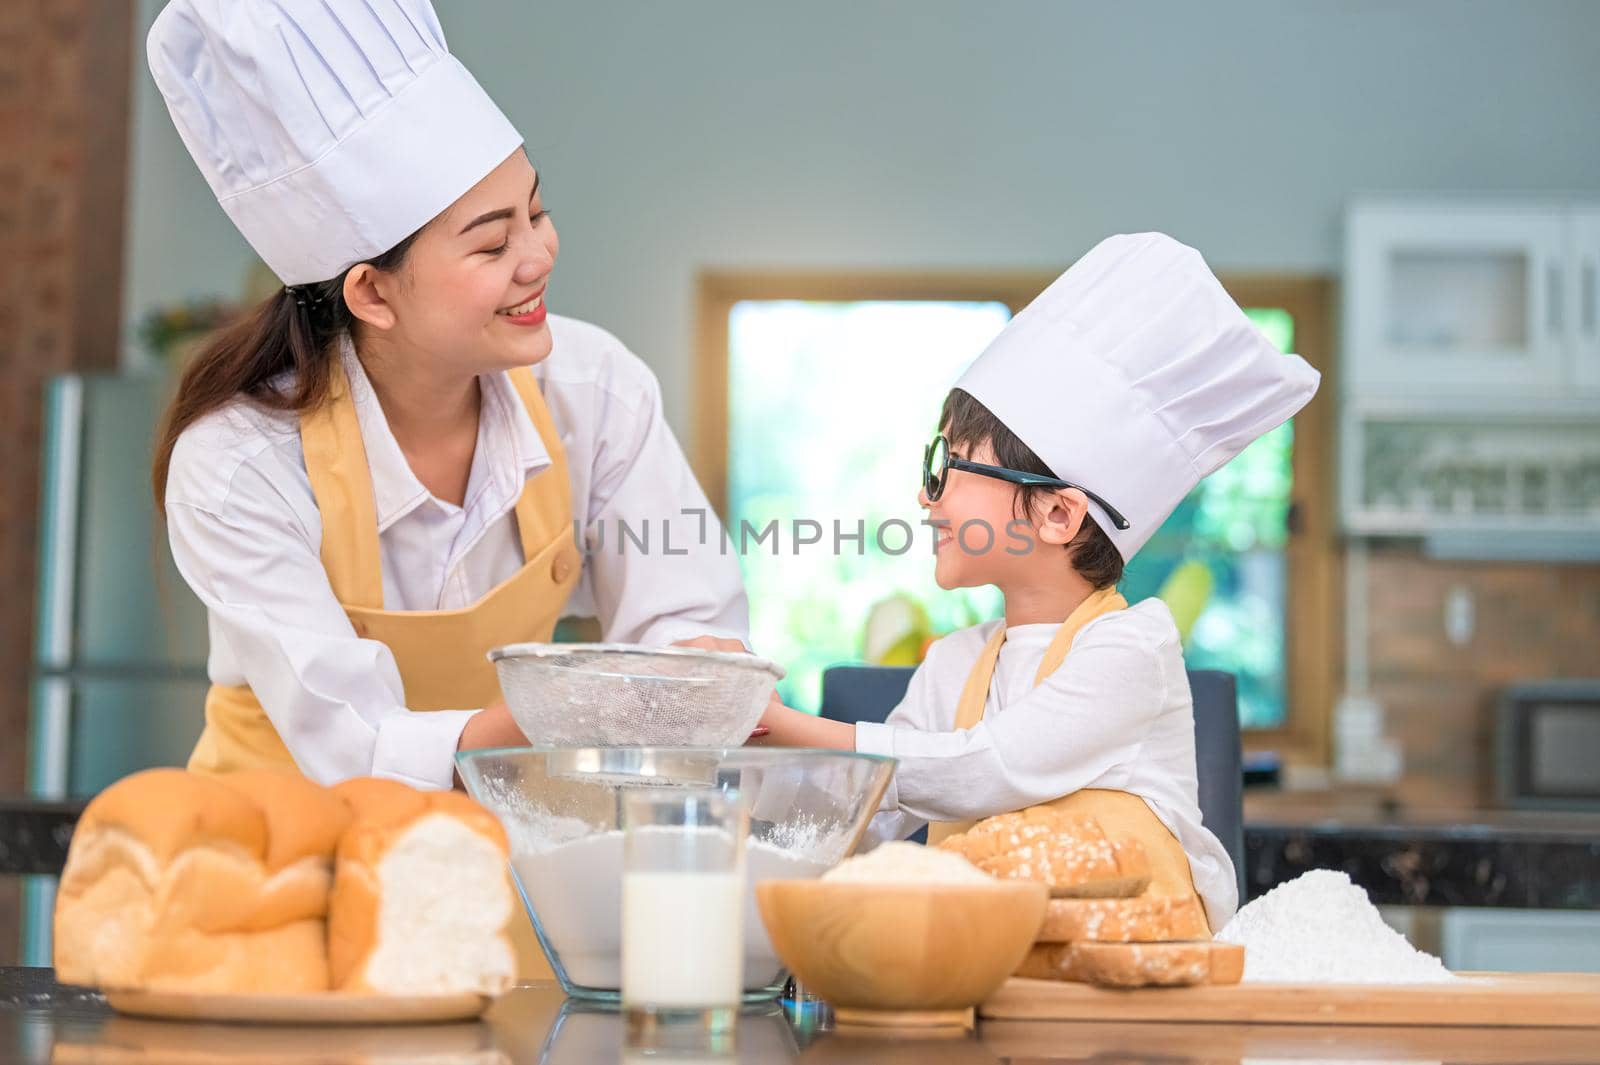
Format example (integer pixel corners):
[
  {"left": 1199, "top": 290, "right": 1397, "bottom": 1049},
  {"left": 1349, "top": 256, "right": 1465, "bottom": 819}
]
[{"left": 756, "top": 879, "right": 1048, "bottom": 1031}]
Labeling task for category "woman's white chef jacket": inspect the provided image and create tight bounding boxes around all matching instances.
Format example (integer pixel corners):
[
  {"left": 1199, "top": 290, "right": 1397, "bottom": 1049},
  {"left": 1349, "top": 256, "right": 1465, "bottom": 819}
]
[{"left": 164, "top": 315, "right": 749, "bottom": 790}]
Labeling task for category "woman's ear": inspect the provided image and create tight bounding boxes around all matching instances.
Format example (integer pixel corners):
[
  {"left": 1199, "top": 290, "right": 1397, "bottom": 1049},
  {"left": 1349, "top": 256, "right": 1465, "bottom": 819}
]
[
  {"left": 1036, "top": 487, "right": 1089, "bottom": 547},
  {"left": 342, "top": 262, "right": 398, "bottom": 331}
]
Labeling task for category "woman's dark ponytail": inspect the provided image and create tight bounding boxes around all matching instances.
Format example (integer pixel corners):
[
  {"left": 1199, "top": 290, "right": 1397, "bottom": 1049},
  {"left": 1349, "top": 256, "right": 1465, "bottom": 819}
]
[{"left": 151, "top": 233, "right": 419, "bottom": 510}]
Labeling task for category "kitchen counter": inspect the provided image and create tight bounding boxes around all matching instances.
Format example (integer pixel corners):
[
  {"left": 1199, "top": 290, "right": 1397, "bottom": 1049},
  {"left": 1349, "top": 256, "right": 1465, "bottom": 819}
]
[
  {"left": 4, "top": 967, "right": 1600, "bottom": 1064},
  {"left": 7, "top": 797, "right": 1600, "bottom": 909},
  {"left": 0, "top": 801, "right": 83, "bottom": 877},
  {"left": 1246, "top": 812, "right": 1600, "bottom": 909}
]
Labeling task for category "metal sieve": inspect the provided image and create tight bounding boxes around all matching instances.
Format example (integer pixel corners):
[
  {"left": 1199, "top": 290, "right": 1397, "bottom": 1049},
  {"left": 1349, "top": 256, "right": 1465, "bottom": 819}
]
[{"left": 489, "top": 643, "right": 783, "bottom": 749}]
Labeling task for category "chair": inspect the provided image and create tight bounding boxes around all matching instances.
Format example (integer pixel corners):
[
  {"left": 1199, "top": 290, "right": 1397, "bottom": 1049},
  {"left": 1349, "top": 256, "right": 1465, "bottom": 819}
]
[{"left": 819, "top": 664, "right": 1247, "bottom": 901}]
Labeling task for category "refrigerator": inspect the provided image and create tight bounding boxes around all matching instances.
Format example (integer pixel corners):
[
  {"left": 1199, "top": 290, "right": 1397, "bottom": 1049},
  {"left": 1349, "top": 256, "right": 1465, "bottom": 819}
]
[{"left": 23, "top": 373, "right": 212, "bottom": 963}]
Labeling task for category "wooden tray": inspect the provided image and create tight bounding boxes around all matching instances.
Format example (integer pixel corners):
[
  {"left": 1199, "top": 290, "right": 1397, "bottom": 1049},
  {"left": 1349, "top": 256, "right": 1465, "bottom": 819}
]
[
  {"left": 979, "top": 972, "right": 1600, "bottom": 1028},
  {"left": 105, "top": 988, "right": 491, "bottom": 1025}
]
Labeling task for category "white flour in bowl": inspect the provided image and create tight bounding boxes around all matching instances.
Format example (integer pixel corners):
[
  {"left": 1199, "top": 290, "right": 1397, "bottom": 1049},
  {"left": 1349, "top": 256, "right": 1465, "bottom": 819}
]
[
  {"left": 1217, "top": 869, "right": 1456, "bottom": 984},
  {"left": 821, "top": 841, "right": 992, "bottom": 884},
  {"left": 512, "top": 829, "right": 829, "bottom": 990}
]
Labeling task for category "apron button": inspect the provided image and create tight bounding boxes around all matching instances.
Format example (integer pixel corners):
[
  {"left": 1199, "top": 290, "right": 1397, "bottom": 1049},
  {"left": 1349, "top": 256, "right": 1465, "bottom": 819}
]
[{"left": 551, "top": 554, "right": 574, "bottom": 582}]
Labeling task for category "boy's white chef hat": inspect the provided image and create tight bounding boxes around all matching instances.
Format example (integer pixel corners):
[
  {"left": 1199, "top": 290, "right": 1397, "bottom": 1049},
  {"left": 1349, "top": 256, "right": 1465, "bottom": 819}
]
[
  {"left": 954, "top": 233, "right": 1321, "bottom": 562},
  {"left": 148, "top": 0, "right": 521, "bottom": 285}
]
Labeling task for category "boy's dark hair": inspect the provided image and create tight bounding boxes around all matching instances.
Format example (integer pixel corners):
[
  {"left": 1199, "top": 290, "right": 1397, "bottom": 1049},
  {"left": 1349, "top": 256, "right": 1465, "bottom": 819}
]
[{"left": 939, "top": 388, "right": 1124, "bottom": 590}]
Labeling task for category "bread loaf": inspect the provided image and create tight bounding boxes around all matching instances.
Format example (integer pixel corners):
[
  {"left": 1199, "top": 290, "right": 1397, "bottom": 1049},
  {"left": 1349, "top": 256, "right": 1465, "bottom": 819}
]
[
  {"left": 1035, "top": 894, "right": 1209, "bottom": 944},
  {"left": 328, "top": 780, "right": 515, "bottom": 995},
  {"left": 109, "top": 771, "right": 354, "bottom": 995},
  {"left": 937, "top": 808, "right": 1151, "bottom": 898},
  {"left": 210, "top": 770, "right": 351, "bottom": 931},
  {"left": 1018, "top": 940, "right": 1244, "bottom": 988},
  {"left": 54, "top": 769, "right": 514, "bottom": 998},
  {"left": 135, "top": 919, "right": 330, "bottom": 995},
  {"left": 54, "top": 769, "right": 283, "bottom": 990}
]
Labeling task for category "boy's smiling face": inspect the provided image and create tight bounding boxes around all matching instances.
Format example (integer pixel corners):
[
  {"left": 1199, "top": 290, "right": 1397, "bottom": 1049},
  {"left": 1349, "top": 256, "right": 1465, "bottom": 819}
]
[
  {"left": 920, "top": 437, "right": 1043, "bottom": 591},
  {"left": 922, "top": 389, "right": 1117, "bottom": 616}
]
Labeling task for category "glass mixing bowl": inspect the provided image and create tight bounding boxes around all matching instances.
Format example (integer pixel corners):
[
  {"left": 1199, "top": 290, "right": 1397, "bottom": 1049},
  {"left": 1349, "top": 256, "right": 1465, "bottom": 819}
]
[{"left": 456, "top": 746, "right": 894, "bottom": 1002}]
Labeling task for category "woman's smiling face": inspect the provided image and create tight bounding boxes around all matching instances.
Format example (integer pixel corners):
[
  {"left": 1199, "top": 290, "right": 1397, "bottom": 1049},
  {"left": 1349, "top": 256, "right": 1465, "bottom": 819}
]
[{"left": 356, "top": 149, "right": 560, "bottom": 374}]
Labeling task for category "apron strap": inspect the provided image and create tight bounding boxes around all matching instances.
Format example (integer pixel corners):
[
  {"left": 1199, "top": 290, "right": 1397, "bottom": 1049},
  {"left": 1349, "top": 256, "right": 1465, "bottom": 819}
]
[
  {"left": 1032, "top": 586, "right": 1128, "bottom": 684},
  {"left": 952, "top": 627, "right": 1007, "bottom": 732},
  {"left": 300, "top": 358, "right": 385, "bottom": 610},
  {"left": 301, "top": 359, "right": 573, "bottom": 610},
  {"left": 504, "top": 366, "right": 573, "bottom": 560},
  {"left": 950, "top": 586, "right": 1130, "bottom": 732},
  {"left": 930, "top": 585, "right": 1132, "bottom": 844}
]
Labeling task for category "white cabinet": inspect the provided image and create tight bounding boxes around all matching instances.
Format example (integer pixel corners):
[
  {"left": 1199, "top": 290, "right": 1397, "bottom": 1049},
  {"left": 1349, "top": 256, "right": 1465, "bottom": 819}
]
[
  {"left": 1571, "top": 209, "right": 1600, "bottom": 394},
  {"left": 1341, "top": 201, "right": 1600, "bottom": 554},
  {"left": 1338, "top": 410, "right": 1600, "bottom": 538},
  {"left": 1441, "top": 908, "right": 1600, "bottom": 974},
  {"left": 1347, "top": 204, "right": 1570, "bottom": 397}
]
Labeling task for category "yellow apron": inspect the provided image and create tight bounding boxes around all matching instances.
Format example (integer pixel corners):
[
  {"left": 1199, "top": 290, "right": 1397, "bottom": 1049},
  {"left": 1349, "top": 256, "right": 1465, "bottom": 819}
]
[
  {"left": 926, "top": 587, "right": 1201, "bottom": 901},
  {"left": 188, "top": 359, "right": 581, "bottom": 980}
]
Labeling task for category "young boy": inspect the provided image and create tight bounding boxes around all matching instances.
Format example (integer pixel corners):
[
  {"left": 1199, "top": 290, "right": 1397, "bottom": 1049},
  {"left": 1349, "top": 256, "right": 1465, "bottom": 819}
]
[{"left": 756, "top": 233, "right": 1319, "bottom": 931}]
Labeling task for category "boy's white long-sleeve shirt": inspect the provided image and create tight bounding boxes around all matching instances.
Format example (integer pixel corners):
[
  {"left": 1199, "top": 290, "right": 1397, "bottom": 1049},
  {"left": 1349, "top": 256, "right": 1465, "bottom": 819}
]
[{"left": 853, "top": 598, "right": 1239, "bottom": 931}]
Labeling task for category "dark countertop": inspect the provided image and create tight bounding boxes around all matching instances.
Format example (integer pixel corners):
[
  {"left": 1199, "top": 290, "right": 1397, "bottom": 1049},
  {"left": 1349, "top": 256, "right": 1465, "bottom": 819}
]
[
  {"left": 1246, "top": 814, "right": 1600, "bottom": 909},
  {"left": 0, "top": 801, "right": 82, "bottom": 877},
  {"left": 4, "top": 968, "right": 1600, "bottom": 1065},
  {"left": 8, "top": 796, "right": 1600, "bottom": 908}
]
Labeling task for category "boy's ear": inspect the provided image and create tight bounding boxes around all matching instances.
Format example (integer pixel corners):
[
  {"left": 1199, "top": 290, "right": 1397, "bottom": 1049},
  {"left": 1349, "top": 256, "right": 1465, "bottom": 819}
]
[{"left": 1036, "top": 488, "right": 1090, "bottom": 547}]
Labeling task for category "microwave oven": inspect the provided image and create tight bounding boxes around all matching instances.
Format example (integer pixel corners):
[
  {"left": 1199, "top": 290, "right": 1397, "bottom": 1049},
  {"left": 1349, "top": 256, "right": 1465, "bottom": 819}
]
[{"left": 1495, "top": 680, "right": 1600, "bottom": 810}]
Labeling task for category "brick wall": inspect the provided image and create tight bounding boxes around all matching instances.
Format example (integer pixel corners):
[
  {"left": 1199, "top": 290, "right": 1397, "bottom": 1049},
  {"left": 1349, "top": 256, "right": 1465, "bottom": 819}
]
[
  {"left": 0, "top": 1, "right": 132, "bottom": 963},
  {"left": 1368, "top": 545, "right": 1600, "bottom": 811}
]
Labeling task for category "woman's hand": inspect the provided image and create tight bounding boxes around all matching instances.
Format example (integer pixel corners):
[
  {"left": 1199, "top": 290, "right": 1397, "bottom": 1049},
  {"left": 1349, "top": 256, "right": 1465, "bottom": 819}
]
[
  {"left": 671, "top": 635, "right": 751, "bottom": 654},
  {"left": 453, "top": 700, "right": 529, "bottom": 788}
]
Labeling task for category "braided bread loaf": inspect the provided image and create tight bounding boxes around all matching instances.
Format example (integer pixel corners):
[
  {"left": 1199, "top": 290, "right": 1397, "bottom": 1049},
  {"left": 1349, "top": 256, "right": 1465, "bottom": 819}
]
[{"left": 936, "top": 807, "right": 1151, "bottom": 898}]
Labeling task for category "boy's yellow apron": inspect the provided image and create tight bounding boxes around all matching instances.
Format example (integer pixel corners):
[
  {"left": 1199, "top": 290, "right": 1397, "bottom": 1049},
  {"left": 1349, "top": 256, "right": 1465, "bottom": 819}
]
[
  {"left": 927, "top": 587, "right": 1201, "bottom": 902},
  {"left": 189, "top": 359, "right": 581, "bottom": 981}
]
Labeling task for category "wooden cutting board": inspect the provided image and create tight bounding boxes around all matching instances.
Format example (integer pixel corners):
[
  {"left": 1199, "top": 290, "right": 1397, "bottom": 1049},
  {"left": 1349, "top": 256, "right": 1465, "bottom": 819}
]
[{"left": 980, "top": 972, "right": 1600, "bottom": 1028}]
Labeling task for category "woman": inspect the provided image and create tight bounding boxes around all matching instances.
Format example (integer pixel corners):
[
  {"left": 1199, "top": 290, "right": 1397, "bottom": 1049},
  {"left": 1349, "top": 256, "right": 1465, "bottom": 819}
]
[{"left": 149, "top": 0, "right": 747, "bottom": 790}]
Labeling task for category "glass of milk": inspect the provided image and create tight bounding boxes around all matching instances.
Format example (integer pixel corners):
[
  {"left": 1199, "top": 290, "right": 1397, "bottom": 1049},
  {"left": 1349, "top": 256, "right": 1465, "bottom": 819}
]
[{"left": 621, "top": 787, "right": 747, "bottom": 1044}]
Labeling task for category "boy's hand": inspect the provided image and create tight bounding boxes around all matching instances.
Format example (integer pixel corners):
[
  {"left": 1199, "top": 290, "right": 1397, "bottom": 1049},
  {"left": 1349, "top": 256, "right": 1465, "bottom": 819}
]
[
  {"left": 745, "top": 691, "right": 786, "bottom": 746},
  {"left": 752, "top": 693, "right": 855, "bottom": 750}
]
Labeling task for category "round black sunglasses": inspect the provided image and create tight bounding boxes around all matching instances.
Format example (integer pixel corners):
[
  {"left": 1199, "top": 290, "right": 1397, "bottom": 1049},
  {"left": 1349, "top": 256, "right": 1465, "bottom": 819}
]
[{"left": 921, "top": 434, "right": 1131, "bottom": 531}]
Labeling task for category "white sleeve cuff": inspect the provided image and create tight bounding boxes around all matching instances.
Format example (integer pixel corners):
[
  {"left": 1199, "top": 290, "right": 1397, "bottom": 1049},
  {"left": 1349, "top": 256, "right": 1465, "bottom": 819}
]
[
  {"left": 854, "top": 720, "right": 894, "bottom": 756},
  {"left": 855, "top": 722, "right": 899, "bottom": 812},
  {"left": 634, "top": 620, "right": 750, "bottom": 649},
  {"left": 371, "top": 709, "right": 483, "bottom": 791}
]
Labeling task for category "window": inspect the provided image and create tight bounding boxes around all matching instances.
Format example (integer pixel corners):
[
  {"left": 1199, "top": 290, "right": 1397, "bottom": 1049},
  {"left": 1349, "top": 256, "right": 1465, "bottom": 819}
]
[
  {"left": 726, "top": 298, "right": 1010, "bottom": 710},
  {"left": 1120, "top": 310, "right": 1295, "bottom": 728},
  {"left": 696, "top": 273, "right": 1336, "bottom": 759}
]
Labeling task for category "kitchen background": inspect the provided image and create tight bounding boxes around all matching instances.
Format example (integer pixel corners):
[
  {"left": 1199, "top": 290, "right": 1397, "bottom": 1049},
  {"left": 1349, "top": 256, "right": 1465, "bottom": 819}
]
[{"left": 3, "top": 0, "right": 1598, "bottom": 965}]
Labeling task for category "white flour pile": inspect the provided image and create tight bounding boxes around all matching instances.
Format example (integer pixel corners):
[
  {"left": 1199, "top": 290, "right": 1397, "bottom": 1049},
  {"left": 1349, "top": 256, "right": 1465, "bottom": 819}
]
[
  {"left": 822, "top": 841, "right": 993, "bottom": 884},
  {"left": 1217, "top": 869, "right": 1456, "bottom": 984}
]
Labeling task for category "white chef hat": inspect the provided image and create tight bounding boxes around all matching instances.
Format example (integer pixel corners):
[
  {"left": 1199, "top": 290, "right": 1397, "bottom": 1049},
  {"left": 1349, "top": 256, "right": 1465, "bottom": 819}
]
[
  {"left": 148, "top": 0, "right": 522, "bottom": 286},
  {"left": 954, "top": 233, "right": 1320, "bottom": 562}
]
